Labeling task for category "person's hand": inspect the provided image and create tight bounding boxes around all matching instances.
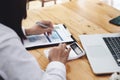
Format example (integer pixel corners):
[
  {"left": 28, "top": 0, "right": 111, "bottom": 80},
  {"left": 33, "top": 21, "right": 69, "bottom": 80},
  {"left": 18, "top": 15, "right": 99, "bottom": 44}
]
[
  {"left": 25, "top": 20, "right": 53, "bottom": 35},
  {"left": 48, "top": 43, "right": 71, "bottom": 64}
]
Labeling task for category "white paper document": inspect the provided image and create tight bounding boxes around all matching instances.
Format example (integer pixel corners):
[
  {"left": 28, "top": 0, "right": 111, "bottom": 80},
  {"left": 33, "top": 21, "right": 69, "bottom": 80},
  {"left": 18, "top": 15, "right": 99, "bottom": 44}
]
[{"left": 23, "top": 24, "right": 75, "bottom": 49}]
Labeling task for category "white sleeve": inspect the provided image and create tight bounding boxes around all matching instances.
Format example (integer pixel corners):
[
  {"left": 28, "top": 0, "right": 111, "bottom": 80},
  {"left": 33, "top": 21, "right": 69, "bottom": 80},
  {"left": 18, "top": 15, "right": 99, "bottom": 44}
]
[
  {"left": 0, "top": 34, "right": 43, "bottom": 80},
  {"left": 0, "top": 26, "right": 66, "bottom": 80},
  {"left": 42, "top": 61, "right": 66, "bottom": 80}
]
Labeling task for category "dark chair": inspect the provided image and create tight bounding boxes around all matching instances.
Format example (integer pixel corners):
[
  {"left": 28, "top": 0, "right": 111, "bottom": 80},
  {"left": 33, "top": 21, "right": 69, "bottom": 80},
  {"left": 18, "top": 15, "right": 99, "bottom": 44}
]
[
  {"left": 41, "top": 0, "right": 56, "bottom": 7},
  {"left": 27, "top": 0, "right": 56, "bottom": 8}
]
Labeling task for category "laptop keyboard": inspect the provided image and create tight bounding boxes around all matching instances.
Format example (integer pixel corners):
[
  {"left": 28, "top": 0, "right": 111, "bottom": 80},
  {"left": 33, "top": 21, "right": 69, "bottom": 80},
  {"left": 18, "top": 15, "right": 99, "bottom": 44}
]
[{"left": 103, "top": 37, "right": 120, "bottom": 66}]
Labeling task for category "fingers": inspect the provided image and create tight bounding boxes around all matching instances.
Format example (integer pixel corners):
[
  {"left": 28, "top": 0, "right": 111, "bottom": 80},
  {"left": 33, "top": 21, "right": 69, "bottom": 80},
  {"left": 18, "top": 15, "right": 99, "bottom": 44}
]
[
  {"left": 59, "top": 43, "right": 66, "bottom": 49},
  {"left": 41, "top": 21, "right": 53, "bottom": 33},
  {"left": 59, "top": 43, "right": 71, "bottom": 58},
  {"left": 67, "top": 47, "right": 71, "bottom": 53},
  {"left": 64, "top": 47, "right": 71, "bottom": 57},
  {"left": 48, "top": 43, "right": 71, "bottom": 64},
  {"left": 58, "top": 43, "right": 71, "bottom": 52},
  {"left": 44, "top": 28, "right": 53, "bottom": 35},
  {"left": 40, "top": 21, "right": 54, "bottom": 29}
]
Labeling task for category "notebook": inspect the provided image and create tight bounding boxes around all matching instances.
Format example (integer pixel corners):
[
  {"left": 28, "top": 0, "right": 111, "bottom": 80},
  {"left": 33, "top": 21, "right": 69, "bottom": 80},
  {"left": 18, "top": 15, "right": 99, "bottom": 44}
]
[
  {"left": 23, "top": 24, "right": 75, "bottom": 49},
  {"left": 79, "top": 33, "right": 120, "bottom": 74}
]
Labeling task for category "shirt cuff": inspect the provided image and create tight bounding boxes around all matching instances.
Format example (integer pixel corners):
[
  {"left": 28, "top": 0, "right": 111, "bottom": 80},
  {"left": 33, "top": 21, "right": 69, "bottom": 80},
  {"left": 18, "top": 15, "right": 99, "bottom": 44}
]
[
  {"left": 42, "top": 61, "right": 66, "bottom": 80},
  {"left": 46, "top": 61, "right": 66, "bottom": 71}
]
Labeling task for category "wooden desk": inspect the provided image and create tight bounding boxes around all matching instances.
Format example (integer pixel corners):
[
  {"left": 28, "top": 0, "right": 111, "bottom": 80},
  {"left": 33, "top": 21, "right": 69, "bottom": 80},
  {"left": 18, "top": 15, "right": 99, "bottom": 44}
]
[{"left": 22, "top": 0, "right": 120, "bottom": 80}]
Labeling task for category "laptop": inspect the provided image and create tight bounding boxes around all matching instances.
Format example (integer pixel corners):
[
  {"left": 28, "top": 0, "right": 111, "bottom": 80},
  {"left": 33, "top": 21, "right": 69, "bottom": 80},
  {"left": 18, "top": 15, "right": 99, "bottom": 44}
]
[{"left": 79, "top": 33, "right": 120, "bottom": 74}]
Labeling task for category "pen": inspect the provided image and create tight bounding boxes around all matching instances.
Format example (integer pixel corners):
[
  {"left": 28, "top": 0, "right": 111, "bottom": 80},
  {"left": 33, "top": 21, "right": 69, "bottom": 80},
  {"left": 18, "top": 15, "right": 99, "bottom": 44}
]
[{"left": 36, "top": 22, "right": 49, "bottom": 28}]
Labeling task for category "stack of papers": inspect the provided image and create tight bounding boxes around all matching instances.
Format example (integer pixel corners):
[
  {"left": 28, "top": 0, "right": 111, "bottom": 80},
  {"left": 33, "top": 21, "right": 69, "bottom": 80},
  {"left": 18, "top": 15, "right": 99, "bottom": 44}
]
[{"left": 23, "top": 24, "right": 75, "bottom": 49}]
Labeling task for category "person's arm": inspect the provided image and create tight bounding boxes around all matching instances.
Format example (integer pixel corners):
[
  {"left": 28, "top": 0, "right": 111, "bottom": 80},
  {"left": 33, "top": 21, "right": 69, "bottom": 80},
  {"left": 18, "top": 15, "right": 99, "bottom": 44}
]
[
  {"left": 0, "top": 25, "right": 70, "bottom": 80},
  {"left": 24, "top": 21, "right": 53, "bottom": 36},
  {"left": 42, "top": 61, "right": 66, "bottom": 80},
  {"left": 0, "top": 30, "right": 43, "bottom": 80},
  {"left": 42, "top": 43, "right": 71, "bottom": 80}
]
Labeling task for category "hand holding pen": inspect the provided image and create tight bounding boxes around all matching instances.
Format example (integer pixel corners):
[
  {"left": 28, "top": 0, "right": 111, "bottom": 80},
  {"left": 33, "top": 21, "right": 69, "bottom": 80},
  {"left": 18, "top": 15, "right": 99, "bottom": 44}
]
[
  {"left": 25, "top": 21, "right": 54, "bottom": 36},
  {"left": 36, "top": 21, "right": 54, "bottom": 35}
]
